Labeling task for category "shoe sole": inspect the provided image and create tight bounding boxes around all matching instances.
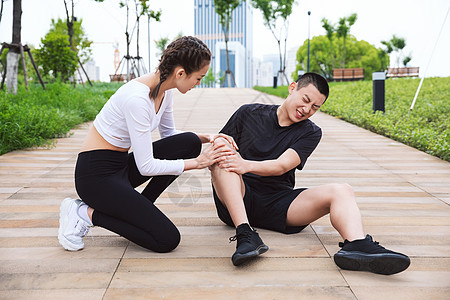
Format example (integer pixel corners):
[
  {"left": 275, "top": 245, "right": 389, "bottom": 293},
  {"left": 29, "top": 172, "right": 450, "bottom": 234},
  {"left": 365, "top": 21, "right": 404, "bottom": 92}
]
[
  {"left": 232, "top": 244, "right": 269, "bottom": 266},
  {"left": 334, "top": 251, "right": 410, "bottom": 275},
  {"left": 58, "top": 198, "right": 84, "bottom": 251}
]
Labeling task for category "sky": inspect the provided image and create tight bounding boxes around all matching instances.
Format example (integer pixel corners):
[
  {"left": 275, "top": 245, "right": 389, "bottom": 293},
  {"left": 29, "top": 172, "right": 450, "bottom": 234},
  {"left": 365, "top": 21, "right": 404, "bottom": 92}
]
[{"left": 1, "top": 0, "right": 449, "bottom": 82}]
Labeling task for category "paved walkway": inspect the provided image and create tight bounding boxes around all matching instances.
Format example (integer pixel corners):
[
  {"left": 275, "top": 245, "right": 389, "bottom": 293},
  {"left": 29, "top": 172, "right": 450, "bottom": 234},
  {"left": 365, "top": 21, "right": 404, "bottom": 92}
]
[{"left": 0, "top": 88, "right": 449, "bottom": 300}]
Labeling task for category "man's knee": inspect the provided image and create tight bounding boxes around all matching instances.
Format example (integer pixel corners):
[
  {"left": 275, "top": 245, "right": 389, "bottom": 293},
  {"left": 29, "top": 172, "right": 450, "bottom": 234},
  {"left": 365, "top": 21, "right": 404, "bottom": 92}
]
[
  {"left": 213, "top": 137, "right": 234, "bottom": 150},
  {"left": 331, "top": 183, "right": 353, "bottom": 193},
  {"left": 327, "top": 183, "right": 355, "bottom": 201}
]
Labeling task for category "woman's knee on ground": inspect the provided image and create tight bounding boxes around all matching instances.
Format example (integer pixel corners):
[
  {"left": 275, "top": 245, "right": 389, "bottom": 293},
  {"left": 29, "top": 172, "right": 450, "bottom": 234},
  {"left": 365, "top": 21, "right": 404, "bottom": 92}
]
[{"left": 147, "top": 223, "right": 181, "bottom": 253}]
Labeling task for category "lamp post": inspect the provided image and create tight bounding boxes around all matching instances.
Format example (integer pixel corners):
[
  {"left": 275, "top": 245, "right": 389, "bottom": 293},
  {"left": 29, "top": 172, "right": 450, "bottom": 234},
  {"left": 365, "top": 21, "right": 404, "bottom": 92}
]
[
  {"left": 307, "top": 11, "right": 311, "bottom": 73},
  {"left": 148, "top": 14, "right": 151, "bottom": 72}
]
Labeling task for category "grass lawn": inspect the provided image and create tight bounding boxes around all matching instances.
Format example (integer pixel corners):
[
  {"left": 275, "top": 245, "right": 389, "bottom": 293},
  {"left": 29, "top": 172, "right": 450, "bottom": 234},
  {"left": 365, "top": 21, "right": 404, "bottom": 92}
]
[
  {"left": 254, "top": 77, "right": 450, "bottom": 161},
  {"left": 0, "top": 82, "right": 122, "bottom": 155}
]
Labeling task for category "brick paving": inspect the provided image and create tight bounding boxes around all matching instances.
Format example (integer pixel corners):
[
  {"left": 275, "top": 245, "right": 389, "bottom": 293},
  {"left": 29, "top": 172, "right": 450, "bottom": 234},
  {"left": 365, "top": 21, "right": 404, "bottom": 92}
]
[{"left": 0, "top": 88, "right": 449, "bottom": 299}]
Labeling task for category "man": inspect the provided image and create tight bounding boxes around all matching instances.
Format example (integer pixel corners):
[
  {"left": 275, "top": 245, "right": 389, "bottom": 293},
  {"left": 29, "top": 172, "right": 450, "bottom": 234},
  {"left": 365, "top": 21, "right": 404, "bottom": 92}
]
[{"left": 210, "top": 73, "right": 410, "bottom": 275}]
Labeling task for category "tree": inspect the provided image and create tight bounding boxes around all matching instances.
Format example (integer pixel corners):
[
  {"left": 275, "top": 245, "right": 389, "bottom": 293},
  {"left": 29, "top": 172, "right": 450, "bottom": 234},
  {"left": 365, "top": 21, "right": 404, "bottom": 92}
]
[
  {"left": 381, "top": 35, "right": 411, "bottom": 67},
  {"left": 1, "top": 44, "right": 35, "bottom": 81},
  {"left": 293, "top": 34, "right": 389, "bottom": 80},
  {"left": 214, "top": 0, "right": 240, "bottom": 87},
  {"left": 336, "top": 13, "right": 357, "bottom": 68},
  {"left": 62, "top": 0, "right": 95, "bottom": 85},
  {"left": 114, "top": 0, "right": 160, "bottom": 79},
  {"left": 154, "top": 36, "right": 169, "bottom": 58},
  {"left": 251, "top": 0, "right": 295, "bottom": 86},
  {"left": 154, "top": 32, "right": 183, "bottom": 58},
  {"left": 321, "top": 17, "right": 336, "bottom": 70},
  {"left": 34, "top": 32, "right": 78, "bottom": 81},
  {"left": 321, "top": 13, "right": 357, "bottom": 69},
  {"left": 202, "top": 68, "right": 223, "bottom": 87},
  {"left": 48, "top": 18, "right": 92, "bottom": 64},
  {"left": 132, "top": 0, "right": 161, "bottom": 75},
  {"left": 5, "top": 0, "right": 21, "bottom": 94}
]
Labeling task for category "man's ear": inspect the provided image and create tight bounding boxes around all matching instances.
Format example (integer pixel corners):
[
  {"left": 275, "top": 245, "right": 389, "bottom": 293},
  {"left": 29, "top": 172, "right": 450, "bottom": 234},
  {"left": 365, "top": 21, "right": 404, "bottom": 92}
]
[{"left": 288, "top": 81, "right": 297, "bottom": 95}]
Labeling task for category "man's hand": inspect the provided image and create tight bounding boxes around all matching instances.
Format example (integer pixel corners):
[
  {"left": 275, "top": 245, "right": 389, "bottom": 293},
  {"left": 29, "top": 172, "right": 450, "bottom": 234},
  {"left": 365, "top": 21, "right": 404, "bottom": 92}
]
[{"left": 217, "top": 152, "right": 249, "bottom": 175}]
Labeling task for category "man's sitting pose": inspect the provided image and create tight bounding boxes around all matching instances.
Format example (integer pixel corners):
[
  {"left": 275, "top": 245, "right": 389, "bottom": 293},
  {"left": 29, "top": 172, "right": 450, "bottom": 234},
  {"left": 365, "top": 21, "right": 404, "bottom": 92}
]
[{"left": 210, "top": 73, "right": 410, "bottom": 275}]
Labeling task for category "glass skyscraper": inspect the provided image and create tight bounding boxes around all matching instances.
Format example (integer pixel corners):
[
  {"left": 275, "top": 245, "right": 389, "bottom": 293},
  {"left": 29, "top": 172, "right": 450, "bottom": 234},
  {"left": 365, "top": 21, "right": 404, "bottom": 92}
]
[{"left": 194, "top": 0, "right": 253, "bottom": 87}]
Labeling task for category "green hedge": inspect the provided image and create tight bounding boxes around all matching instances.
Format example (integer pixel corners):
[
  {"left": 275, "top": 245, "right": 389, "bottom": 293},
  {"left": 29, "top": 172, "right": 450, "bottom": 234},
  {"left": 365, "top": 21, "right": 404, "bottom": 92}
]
[
  {"left": 0, "top": 82, "right": 122, "bottom": 155},
  {"left": 254, "top": 77, "right": 450, "bottom": 161}
]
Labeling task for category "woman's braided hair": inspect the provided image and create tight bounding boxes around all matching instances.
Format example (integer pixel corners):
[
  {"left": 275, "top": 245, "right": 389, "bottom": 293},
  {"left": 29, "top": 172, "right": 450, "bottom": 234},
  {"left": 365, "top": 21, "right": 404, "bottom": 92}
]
[{"left": 150, "top": 36, "right": 211, "bottom": 99}]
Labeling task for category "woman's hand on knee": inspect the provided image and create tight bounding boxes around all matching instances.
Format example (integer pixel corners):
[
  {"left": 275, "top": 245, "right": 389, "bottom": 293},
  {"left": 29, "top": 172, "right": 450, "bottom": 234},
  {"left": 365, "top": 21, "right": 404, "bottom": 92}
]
[{"left": 189, "top": 142, "right": 234, "bottom": 170}]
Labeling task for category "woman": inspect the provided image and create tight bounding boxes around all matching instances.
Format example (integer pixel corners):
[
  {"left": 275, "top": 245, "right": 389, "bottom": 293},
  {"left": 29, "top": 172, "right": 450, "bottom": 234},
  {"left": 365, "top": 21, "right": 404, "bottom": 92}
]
[{"left": 58, "top": 36, "right": 235, "bottom": 253}]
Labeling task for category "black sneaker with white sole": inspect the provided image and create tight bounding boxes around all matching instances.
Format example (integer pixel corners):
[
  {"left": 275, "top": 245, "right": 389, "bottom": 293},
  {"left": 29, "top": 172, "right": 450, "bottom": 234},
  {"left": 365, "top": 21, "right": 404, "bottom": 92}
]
[
  {"left": 229, "top": 223, "right": 269, "bottom": 266},
  {"left": 334, "top": 234, "right": 410, "bottom": 275}
]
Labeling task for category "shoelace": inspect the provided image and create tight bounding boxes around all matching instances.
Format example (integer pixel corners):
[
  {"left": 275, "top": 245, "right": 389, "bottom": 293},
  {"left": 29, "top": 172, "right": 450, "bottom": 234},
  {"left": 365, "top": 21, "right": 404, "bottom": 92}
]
[
  {"left": 229, "top": 230, "right": 254, "bottom": 244},
  {"left": 75, "top": 220, "right": 94, "bottom": 241}
]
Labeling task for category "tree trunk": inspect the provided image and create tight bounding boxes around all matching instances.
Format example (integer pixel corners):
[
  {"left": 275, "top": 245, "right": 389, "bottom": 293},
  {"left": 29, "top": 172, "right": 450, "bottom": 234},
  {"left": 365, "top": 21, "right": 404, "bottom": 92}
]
[
  {"left": 223, "top": 25, "right": 235, "bottom": 87},
  {"left": 6, "top": 51, "right": 19, "bottom": 94},
  {"left": 64, "top": 0, "right": 74, "bottom": 49},
  {"left": 277, "top": 39, "right": 284, "bottom": 86},
  {"left": 125, "top": 3, "right": 130, "bottom": 81},
  {"left": 342, "top": 37, "right": 346, "bottom": 68},
  {"left": 224, "top": 35, "right": 231, "bottom": 87},
  {"left": 282, "top": 34, "right": 289, "bottom": 84},
  {"left": 6, "top": 0, "right": 21, "bottom": 94},
  {"left": 0, "top": 0, "right": 5, "bottom": 25},
  {"left": 136, "top": 16, "right": 141, "bottom": 76}
]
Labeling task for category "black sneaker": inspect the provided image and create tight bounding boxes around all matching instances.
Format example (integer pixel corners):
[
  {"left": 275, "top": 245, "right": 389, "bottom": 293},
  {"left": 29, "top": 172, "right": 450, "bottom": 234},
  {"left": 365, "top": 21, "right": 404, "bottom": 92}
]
[
  {"left": 334, "top": 234, "right": 410, "bottom": 275},
  {"left": 229, "top": 223, "right": 269, "bottom": 266}
]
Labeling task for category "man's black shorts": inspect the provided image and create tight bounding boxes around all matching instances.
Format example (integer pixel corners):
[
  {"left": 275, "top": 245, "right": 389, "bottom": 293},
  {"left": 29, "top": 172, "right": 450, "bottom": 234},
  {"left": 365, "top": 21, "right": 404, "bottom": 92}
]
[{"left": 212, "top": 182, "right": 308, "bottom": 234}]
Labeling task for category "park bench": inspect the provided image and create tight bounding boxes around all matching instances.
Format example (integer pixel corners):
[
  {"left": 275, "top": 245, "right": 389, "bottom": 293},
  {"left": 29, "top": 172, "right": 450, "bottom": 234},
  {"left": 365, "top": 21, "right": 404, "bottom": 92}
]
[
  {"left": 109, "top": 73, "right": 136, "bottom": 82},
  {"left": 333, "top": 68, "right": 364, "bottom": 81},
  {"left": 386, "top": 67, "right": 419, "bottom": 78}
]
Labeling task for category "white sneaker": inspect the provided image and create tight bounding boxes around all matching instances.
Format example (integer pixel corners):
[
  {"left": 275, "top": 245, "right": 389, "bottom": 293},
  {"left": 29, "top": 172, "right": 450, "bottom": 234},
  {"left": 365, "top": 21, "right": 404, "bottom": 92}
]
[{"left": 58, "top": 198, "right": 92, "bottom": 251}]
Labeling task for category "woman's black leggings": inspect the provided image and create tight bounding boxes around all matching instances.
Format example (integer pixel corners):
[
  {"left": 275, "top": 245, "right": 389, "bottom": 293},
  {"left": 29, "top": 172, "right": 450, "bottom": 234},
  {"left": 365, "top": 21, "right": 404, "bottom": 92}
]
[{"left": 75, "top": 132, "right": 202, "bottom": 252}]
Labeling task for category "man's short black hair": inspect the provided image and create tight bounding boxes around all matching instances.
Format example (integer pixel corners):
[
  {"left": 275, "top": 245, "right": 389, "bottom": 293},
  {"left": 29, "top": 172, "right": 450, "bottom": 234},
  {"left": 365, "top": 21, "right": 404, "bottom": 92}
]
[{"left": 295, "top": 73, "right": 329, "bottom": 101}]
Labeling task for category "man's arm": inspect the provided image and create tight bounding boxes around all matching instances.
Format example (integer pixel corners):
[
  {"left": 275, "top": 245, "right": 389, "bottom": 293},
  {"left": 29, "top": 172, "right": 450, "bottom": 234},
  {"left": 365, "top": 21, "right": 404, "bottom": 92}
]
[
  {"left": 244, "top": 148, "right": 301, "bottom": 176},
  {"left": 217, "top": 141, "right": 300, "bottom": 176}
]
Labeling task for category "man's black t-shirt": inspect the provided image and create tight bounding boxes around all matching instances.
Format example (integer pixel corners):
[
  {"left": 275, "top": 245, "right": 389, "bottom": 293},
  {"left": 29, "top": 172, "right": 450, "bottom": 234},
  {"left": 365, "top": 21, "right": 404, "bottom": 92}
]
[{"left": 220, "top": 103, "right": 322, "bottom": 192}]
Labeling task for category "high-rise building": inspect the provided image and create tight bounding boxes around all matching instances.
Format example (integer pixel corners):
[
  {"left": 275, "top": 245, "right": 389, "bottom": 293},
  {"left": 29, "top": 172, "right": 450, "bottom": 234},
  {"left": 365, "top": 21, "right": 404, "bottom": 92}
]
[{"left": 194, "top": 0, "right": 253, "bottom": 88}]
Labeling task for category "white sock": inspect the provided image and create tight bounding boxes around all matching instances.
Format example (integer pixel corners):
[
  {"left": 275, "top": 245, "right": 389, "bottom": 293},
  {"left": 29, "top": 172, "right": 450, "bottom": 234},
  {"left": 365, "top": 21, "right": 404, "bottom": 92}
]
[{"left": 77, "top": 204, "right": 93, "bottom": 226}]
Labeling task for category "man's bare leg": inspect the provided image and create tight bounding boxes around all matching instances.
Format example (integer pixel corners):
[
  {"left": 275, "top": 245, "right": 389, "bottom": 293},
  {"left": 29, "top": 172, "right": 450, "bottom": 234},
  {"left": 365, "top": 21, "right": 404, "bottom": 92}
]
[
  {"left": 210, "top": 161, "right": 248, "bottom": 227},
  {"left": 286, "top": 183, "right": 364, "bottom": 241},
  {"left": 286, "top": 183, "right": 410, "bottom": 275},
  {"left": 210, "top": 138, "right": 268, "bottom": 266}
]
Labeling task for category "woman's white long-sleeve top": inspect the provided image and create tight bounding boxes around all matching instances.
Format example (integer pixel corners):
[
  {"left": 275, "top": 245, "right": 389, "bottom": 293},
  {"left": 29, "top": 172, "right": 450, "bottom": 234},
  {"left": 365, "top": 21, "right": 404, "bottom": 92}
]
[{"left": 93, "top": 80, "right": 184, "bottom": 176}]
